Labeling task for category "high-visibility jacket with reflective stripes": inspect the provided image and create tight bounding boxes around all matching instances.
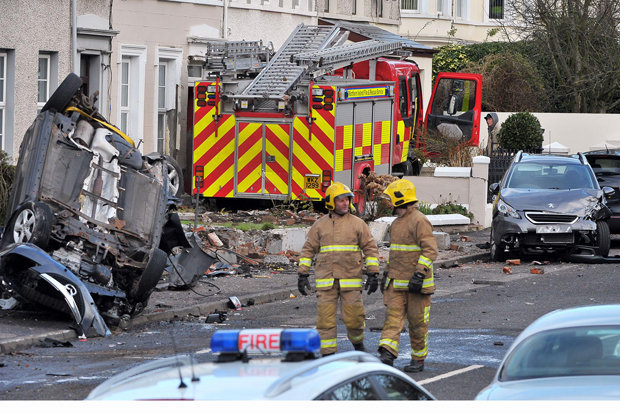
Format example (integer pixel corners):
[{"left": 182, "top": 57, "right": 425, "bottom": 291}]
[
  {"left": 298, "top": 212, "right": 379, "bottom": 284},
  {"left": 385, "top": 205, "right": 438, "bottom": 294}
]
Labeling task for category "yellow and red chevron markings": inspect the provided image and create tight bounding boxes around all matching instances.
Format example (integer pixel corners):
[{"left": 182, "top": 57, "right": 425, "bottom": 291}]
[
  {"left": 264, "top": 124, "right": 290, "bottom": 195},
  {"left": 237, "top": 122, "right": 263, "bottom": 194},
  {"left": 193, "top": 82, "right": 235, "bottom": 197}
]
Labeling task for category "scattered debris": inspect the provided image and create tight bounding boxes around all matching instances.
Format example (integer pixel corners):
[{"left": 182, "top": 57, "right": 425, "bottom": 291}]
[
  {"left": 506, "top": 259, "right": 521, "bottom": 265},
  {"left": 530, "top": 268, "right": 544, "bottom": 274},
  {"left": 503, "top": 266, "right": 512, "bottom": 274},
  {"left": 0, "top": 297, "right": 18, "bottom": 310},
  {"left": 38, "top": 338, "right": 73, "bottom": 348},
  {"left": 227, "top": 296, "right": 242, "bottom": 310},
  {"left": 531, "top": 260, "right": 550, "bottom": 266},
  {"left": 459, "top": 236, "right": 471, "bottom": 242},
  {"left": 449, "top": 244, "right": 463, "bottom": 251},
  {"left": 205, "top": 311, "right": 228, "bottom": 323},
  {"left": 476, "top": 242, "right": 491, "bottom": 249},
  {"left": 206, "top": 262, "right": 236, "bottom": 277}
]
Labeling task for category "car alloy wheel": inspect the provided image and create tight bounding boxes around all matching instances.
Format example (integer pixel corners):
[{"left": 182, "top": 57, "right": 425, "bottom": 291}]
[{"left": 6, "top": 202, "right": 53, "bottom": 249}]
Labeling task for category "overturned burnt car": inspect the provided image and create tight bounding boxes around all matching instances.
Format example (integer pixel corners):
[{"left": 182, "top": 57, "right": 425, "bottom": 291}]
[{"left": 0, "top": 73, "right": 214, "bottom": 336}]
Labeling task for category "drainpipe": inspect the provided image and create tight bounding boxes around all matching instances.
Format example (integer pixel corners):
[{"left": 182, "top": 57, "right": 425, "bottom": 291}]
[
  {"left": 223, "top": 0, "right": 228, "bottom": 39},
  {"left": 72, "top": 0, "right": 78, "bottom": 74}
]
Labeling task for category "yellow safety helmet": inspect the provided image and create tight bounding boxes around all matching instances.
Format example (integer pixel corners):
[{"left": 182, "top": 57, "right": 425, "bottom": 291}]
[
  {"left": 324, "top": 182, "right": 354, "bottom": 211},
  {"left": 383, "top": 179, "right": 418, "bottom": 207}
]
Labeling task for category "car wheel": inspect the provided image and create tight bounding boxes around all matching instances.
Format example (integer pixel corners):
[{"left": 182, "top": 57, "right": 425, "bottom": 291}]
[
  {"left": 41, "top": 73, "right": 83, "bottom": 113},
  {"left": 490, "top": 230, "right": 506, "bottom": 262},
  {"left": 163, "top": 155, "right": 184, "bottom": 197},
  {"left": 5, "top": 202, "right": 53, "bottom": 249},
  {"left": 596, "top": 220, "right": 610, "bottom": 258},
  {"left": 133, "top": 248, "right": 167, "bottom": 303}
]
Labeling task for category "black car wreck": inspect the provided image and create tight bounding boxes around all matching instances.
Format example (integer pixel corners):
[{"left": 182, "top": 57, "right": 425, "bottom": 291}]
[
  {"left": 0, "top": 73, "right": 214, "bottom": 337},
  {"left": 489, "top": 151, "right": 615, "bottom": 262}
]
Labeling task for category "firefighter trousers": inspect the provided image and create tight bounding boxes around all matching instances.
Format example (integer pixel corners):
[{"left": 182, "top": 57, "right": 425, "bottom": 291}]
[
  {"left": 378, "top": 282, "right": 431, "bottom": 361},
  {"left": 316, "top": 281, "right": 365, "bottom": 355}
]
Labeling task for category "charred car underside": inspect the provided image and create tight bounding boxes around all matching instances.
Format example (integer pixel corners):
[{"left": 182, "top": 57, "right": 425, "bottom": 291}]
[{"left": 0, "top": 73, "right": 214, "bottom": 337}]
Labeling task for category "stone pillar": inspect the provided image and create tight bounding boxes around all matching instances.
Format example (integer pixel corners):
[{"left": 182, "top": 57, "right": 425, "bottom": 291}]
[{"left": 470, "top": 156, "right": 491, "bottom": 227}]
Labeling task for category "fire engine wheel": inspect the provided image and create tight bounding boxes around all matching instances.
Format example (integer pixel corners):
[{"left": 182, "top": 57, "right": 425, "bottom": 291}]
[
  {"left": 596, "top": 220, "right": 610, "bottom": 258},
  {"left": 5, "top": 202, "right": 53, "bottom": 249},
  {"left": 163, "top": 155, "right": 184, "bottom": 197},
  {"left": 41, "top": 73, "right": 83, "bottom": 113}
]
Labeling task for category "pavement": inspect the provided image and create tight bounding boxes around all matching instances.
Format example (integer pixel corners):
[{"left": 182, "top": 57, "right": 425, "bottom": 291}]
[{"left": 0, "top": 227, "right": 491, "bottom": 354}]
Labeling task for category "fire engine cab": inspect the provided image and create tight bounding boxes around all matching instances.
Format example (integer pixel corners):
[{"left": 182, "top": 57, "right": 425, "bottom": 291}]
[{"left": 193, "top": 21, "right": 482, "bottom": 207}]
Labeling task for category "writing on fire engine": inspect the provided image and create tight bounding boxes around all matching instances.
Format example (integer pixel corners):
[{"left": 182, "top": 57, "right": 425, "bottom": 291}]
[{"left": 342, "top": 86, "right": 390, "bottom": 101}]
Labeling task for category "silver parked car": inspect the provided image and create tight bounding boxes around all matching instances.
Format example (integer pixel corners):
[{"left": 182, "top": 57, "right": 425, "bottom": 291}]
[
  {"left": 476, "top": 304, "right": 620, "bottom": 400},
  {"left": 87, "top": 328, "right": 436, "bottom": 401}
]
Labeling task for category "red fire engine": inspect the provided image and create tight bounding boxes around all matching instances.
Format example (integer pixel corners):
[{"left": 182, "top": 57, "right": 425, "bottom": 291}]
[{"left": 192, "top": 22, "right": 482, "bottom": 208}]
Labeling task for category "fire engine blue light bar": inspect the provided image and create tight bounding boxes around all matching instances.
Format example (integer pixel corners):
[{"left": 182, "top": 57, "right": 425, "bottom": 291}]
[
  {"left": 210, "top": 330, "right": 240, "bottom": 353},
  {"left": 210, "top": 329, "right": 320, "bottom": 354},
  {"left": 281, "top": 329, "right": 320, "bottom": 353}
]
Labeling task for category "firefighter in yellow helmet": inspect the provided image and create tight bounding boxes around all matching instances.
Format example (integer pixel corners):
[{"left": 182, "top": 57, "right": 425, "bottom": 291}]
[
  {"left": 297, "top": 182, "right": 380, "bottom": 356},
  {"left": 377, "top": 179, "right": 438, "bottom": 372}
]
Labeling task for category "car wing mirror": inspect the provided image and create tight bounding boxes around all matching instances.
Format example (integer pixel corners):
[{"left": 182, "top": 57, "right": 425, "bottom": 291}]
[
  {"left": 603, "top": 186, "right": 615, "bottom": 199},
  {"left": 489, "top": 183, "right": 499, "bottom": 195}
]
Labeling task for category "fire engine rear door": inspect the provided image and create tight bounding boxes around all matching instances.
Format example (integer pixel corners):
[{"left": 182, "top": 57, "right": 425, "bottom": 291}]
[
  {"left": 236, "top": 122, "right": 291, "bottom": 197},
  {"left": 424, "top": 73, "right": 483, "bottom": 147}
]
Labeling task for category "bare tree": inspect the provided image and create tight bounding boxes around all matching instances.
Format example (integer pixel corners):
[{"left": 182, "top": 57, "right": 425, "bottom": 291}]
[{"left": 508, "top": 0, "right": 620, "bottom": 112}]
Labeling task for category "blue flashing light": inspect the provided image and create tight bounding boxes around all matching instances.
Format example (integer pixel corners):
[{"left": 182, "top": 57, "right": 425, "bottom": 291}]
[
  {"left": 210, "top": 329, "right": 320, "bottom": 355},
  {"left": 210, "top": 330, "right": 240, "bottom": 353},
  {"left": 281, "top": 329, "right": 320, "bottom": 353}
]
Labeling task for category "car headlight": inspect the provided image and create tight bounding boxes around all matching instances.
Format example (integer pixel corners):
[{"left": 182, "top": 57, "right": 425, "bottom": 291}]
[{"left": 497, "top": 199, "right": 520, "bottom": 218}]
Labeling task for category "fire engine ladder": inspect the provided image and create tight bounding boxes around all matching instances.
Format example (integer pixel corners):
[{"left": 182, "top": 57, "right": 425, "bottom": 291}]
[
  {"left": 292, "top": 40, "right": 405, "bottom": 76},
  {"left": 239, "top": 24, "right": 342, "bottom": 100}
]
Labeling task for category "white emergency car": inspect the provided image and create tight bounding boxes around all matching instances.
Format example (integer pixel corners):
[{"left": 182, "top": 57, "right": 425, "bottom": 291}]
[{"left": 87, "top": 328, "right": 435, "bottom": 401}]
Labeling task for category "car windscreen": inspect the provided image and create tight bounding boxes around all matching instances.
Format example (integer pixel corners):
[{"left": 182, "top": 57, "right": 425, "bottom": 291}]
[
  {"left": 586, "top": 156, "right": 620, "bottom": 175},
  {"left": 499, "top": 326, "right": 620, "bottom": 381},
  {"left": 505, "top": 163, "right": 597, "bottom": 190}
]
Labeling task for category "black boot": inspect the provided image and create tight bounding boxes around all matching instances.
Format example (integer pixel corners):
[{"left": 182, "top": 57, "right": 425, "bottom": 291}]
[
  {"left": 378, "top": 347, "right": 396, "bottom": 366},
  {"left": 353, "top": 342, "right": 366, "bottom": 352},
  {"left": 403, "top": 359, "right": 424, "bottom": 373}
]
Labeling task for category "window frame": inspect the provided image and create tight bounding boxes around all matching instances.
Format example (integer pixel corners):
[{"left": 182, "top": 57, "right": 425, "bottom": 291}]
[
  {"left": 155, "top": 47, "right": 183, "bottom": 154},
  {"left": 401, "top": 0, "right": 419, "bottom": 12},
  {"left": 37, "top": 54, "right": 51, "bottom": 111},
  {"left": 488, "top": 0, "right": 505, "bottom": 20}
]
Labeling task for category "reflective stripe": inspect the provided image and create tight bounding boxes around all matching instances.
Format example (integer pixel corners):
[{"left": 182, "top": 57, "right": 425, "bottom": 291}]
[
  {"left": 390, "top": 244, "right": 421, "bottom": 252},
  {"left": 411, "top": 333, "right": 428, "bottom": 358},
  {"left": 365, "top": 257, "right": 379, "bottom": 266},
  {"left": 320, "top": 245, "right": 361, "bottom": 252},
  {"left": 379, "top": 339, "right": 399, "bottom": 352},
  {"left": 349, "top": 332, "right": 365, "bottom": 342},
  {"left": 339, "top": 279, "right": 363, "bottom": 288},
  {"left": 299, "top": 258, "right": 312, "bottom": 267},
  {"left": 422, "top": 274, "right": 434, "bottom": 289},
  {"left": 424, "top": 305, "right": 430, "bottom": 323},
  {"left": 393, "top": 279, "right": 409, "bottom": 290},
  {"left": 316, "top": 279, "right": 335, "bottom": 288},
  {"left": 321, "top": 339, "right": 337, "bottom": 348},
  {"left": 418, "top": 255, "right": 433, "bottom": 269}
]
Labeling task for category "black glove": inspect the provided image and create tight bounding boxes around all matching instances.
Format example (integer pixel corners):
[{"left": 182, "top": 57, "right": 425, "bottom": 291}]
[
  {"left": 380, "top": 273, "right": 388, "bottom": 294},
  {"left": 364, "top": 273, "right": 379, "bottom": 295},
  {"left": 408, "top": 272, "right": 425, "bottom": 294},
  {"left": 298, "top": 274, "right": 311, "bottom": 296}
]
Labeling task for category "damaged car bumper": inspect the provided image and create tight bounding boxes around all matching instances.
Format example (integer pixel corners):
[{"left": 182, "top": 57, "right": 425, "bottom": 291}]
[{"left": 0, "top": 243, "right": 111, "bottom": 338}]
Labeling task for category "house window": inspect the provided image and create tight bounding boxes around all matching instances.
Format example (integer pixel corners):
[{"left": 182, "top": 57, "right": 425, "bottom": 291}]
[
  {"left": 324, "top": 0, "right": 329, "bottom": 12},
  {"left": 401, "top": 0, "right": 418, "bottom": 11},
  {"left": 456, "top": 0, "right": 467, "bottom": 18},
  {"left": 156, "top": 48, "right": 182, "bottom": 154},
  {"left": 0, "top": 53, "right": 5, "bottom": 149},
  {"left": 120, "top": 59, "right": 130, "bottom": 134},
  {"left": 37, "top": 54, "right": 50, "bottom": 112},
  {"left": 489, "top": 0, "right": 504, "bottom": 19}
]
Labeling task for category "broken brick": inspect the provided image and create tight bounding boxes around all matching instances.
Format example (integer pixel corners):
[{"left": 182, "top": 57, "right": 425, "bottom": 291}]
[
  {"left": 502, "top": 266, "right": 512, "bottom": 274},
  {"left": 207, "top": 232, "right": 224, "bottom": 247},
  {"left": 459, "top": 236, "right": 471, "bottom": 242},
  {"left": 530, "top": 268, "right": 544, "bottom": 274},
  {"left": 506, "top": 259, "right": 521, "bottom": 265},
  {"left": 449, "top": 244, "right": 462, "bottom": 251}
]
